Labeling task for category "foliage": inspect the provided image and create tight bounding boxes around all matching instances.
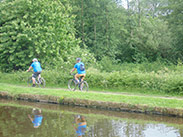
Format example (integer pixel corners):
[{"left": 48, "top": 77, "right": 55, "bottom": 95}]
[
  {"left": 130, "top": 17, "right": 173, "bottom": 62},
  {"left": 0, "top": 0, "right": 80, "bottom": 72},
  {"left": 71, "top": 0, "right": 175, "bottom": 63},
  {"left": 71, "top": 0, "right": 128, "bottom": 60},
  {"left": 1, "top": 62, "right": 183, "bottom": 94},
  {"left": 0, "top": 0, "right": 183, "bottom": 95},
  {"left": 165, "top": 0, "right": 183, "bottom": 60}
]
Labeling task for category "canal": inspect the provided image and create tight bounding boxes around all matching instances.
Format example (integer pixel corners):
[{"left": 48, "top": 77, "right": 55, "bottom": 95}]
[{"left": 0, "top": 99, "right": 182, "bottom": 137}]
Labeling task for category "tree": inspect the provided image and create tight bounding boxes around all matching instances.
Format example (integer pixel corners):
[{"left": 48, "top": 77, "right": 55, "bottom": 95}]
[
  {"left": 0, "top": 0, "right": 79, "bottom": 72},
  {"left": 164, "top": 0, "right": 183, "bottom": 60}
]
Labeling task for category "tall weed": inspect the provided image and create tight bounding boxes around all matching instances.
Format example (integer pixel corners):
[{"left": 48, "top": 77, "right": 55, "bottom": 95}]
[{"left": 1, "top": 63, "right": 183, "bottom": 94}]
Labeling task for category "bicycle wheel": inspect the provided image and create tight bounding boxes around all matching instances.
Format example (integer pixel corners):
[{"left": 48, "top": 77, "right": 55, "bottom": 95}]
[
  {"left": 38, "top": 77, "right": 46, "bottom": 88},
  {"left": 80, "top": 81, "right": 88, "bottom": 92},
  {"left": 27, "top": 77, "right": 33, "bottom": 87},
  {"left": 68, "top": 79, "right": 76, "bottom": 91}
]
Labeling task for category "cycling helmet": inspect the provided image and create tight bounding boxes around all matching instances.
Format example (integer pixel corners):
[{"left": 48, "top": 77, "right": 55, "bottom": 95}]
[
  {"left": 76, "top": 58, "right": 81, "bottom": 61},
  {"left": 32, "top": 58, "right": 38, "bottom": 62}
]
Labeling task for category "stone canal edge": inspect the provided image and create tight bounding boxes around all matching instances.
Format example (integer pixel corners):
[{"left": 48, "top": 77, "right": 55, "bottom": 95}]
[{"left": 0, "top": 91, "right": 182, "bottom": 117}]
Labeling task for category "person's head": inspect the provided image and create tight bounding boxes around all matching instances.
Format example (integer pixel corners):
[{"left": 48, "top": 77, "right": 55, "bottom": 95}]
[
  {"left": 32, "top": 108, "right": 42, "bottom": 115},
  {"left": 80, "top": 116, "right": 86, "bottom": 122},
  {"left": 76, "top": 115, "right": 86, "bottom": 123},
  {"left": 76, "top": 58, "right": 81, "bottom": 63},
  {"left": 32, "top": 58, "right": 38, "bottom": 62}
]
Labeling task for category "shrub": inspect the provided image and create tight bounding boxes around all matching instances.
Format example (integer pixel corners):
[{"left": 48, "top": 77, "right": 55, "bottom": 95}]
[
  {"left": 1, "top": 63, "right": 183, "bottom": 94},
  {"left": 0, "top": 0, "right": 80, "bottom": 72}
]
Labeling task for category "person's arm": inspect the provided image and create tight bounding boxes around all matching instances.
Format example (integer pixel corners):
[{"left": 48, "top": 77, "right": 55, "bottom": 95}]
[
  {"left": 72, "top": 124, "right": 77, "bottom": 130},
  {"left": 70, "top": 68, "right": 76, "bottom": 74},
  {"left": 28, "top": 114, "right": 33, "bottom": 122},
  {"left": 70, "top": 64, "right": 77, "bottom": 73},
  {"left": 27, "top": 66, "right": 32, "bottom": 72}
]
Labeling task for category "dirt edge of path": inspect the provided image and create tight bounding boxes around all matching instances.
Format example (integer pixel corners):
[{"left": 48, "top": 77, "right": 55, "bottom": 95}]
[{"left": 0, "top": 91, "right": 183, "bottom": 117}]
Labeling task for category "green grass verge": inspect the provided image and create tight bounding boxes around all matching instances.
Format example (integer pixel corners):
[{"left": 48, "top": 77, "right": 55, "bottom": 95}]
[
  {"left": 0, "top": 80, "right": 181, "bottom": 98},
  {"left": 1, "top": 83, "right": 183, "bottom": 109}
]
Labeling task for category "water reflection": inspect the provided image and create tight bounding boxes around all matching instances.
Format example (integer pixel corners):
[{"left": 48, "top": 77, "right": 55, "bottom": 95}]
[
  {"left": 0, "top": 100, "right": 183, "bottom": 137},
  {"left": 73, "top": 115, "right": 87, "bottom": 137},
  {"left": 28, "top": 108, "right": 43, "bottom": 128}
]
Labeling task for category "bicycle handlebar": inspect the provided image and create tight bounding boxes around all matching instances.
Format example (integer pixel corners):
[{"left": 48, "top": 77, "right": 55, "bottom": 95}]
[
  {"left": 27, "top": 71, "right": 33, "bottom": 73},
  {"left": 70, "top": 73, "right": 76, "bottom": 76}
]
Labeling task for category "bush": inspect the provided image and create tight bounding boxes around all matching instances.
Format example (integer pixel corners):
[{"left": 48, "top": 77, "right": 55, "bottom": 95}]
[
  {"left": 1, "top": 62, "right": 183, "bottom": 94},
  {"left": 0, "top": 0, "right": 80, "bottom": 72}
]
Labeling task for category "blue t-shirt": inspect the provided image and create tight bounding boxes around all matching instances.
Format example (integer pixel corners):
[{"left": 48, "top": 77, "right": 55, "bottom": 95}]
[
  {"left": 76, "top": 123, "right": 87, "bottom": 136},
  {"left": 32, "top": 115, "right": 43, "bottom": 127},
  {"left": 31, "top": 61, "right": 42, "bottom": 72},
  {"left": 74, "top": 62, "right": 86, "bottom": 74}
]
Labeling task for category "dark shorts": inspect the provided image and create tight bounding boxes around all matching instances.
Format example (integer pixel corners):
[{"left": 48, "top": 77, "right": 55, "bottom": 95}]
[{"left": 32, "top": 72, "right": 41, "bottom": 78}]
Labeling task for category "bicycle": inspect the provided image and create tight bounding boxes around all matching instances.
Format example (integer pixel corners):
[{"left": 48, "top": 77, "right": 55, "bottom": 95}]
[
  {"left": 68, "top": 74, "right": 88, "bottom": 91},
  {"left": 27, "top": 71, "right": 46, "bottom": 88}
]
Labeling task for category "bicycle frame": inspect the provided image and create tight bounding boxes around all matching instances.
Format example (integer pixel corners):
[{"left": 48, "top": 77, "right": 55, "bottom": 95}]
[
  {"left": 68, "top": 74, "right": 88, "bottom": 91},
  {"left": 28, "top": 71, "right": 41, "bottom": 84}
]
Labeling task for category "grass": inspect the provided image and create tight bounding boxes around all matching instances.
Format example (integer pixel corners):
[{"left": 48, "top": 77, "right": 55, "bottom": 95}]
[
  {"left": 0, "top": 79, "right": 181, "bottom": 98},
  {"left": 90, "top": 87, "right": 177, "bottom": 97},
  {"left": 1, "top": 83, "right": 183, "bottom": 109}
]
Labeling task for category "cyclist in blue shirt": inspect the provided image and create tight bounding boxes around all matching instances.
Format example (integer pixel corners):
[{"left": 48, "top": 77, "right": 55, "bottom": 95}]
[
  {"left": 28, "top": 108, "right": 43, "bottom": 128},
  {"left": 73, "top": 115, "right": 87, "bottom": 137},
  {"left": 70, "top": 58, "right": 86, "bottom": 84},
  {"left": 27, "top": 58, "right": 42, "bottom": 87}
]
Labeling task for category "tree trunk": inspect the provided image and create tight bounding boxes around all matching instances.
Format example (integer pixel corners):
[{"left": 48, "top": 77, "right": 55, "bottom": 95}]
[
  {"left": 126, "top": 0, "right": 130, "bottom": 9},
  {"left": 137, "top": 0, "right": 141, "bottom": 26},
  {"left": 81, "top": 0, "right": 84, "bottom": 46}
]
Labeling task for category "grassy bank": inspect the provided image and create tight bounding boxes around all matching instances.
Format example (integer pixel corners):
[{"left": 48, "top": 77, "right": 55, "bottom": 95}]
[{"left": 1, "top": 83, "right": 183, "bottom": 109}]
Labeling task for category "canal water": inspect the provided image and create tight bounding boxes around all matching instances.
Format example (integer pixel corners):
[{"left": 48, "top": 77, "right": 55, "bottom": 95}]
[{"left": 0, "top": 99, "right": 183, "bottom": 137}]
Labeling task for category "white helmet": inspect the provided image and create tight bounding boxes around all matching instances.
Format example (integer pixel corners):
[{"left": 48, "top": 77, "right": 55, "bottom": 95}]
[{"left": 32, "top": 58, "right": 38, "bottom": 62}]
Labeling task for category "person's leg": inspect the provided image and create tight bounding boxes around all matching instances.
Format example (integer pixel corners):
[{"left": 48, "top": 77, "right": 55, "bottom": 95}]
[
  {"left": 32, "top": 72, "right": 38, "bottom": 87},
  {"left": 32, "top": 77, "right": 36, "bottom": 87},
  {"left": 80, "top": 74, "right": 85, "bottom": 90},
  {"left": 80, "top": 74, "right": 85, "bottom": 82},
  {"left": 38, "top": 74, "right": 41, "bottom": 79},
  {"left": 32, "top": 77, "right": 36, "bottom": 84},
  {"left": 37, "top": 72, "right": 41, "bottom": 82},
  {"left": 75, "top": 74, "right": 80, "bottom": 83}
]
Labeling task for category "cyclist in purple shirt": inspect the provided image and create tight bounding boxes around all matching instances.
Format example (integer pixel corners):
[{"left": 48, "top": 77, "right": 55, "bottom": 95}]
[{"left": 27, "top": 58, "right": 42, "bottom": 87}]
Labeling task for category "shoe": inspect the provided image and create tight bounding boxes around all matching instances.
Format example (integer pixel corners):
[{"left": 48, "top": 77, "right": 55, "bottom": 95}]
[{"left": 32, "top": 84, "right": 36, "bottom": 87}]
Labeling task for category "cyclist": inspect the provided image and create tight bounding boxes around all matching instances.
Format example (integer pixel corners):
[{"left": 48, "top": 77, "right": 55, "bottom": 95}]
[
  {"left": 28, "top": 108, "right": 43, "bottom": 128},
  {"left": 70, "top": 58, "right": 86, "bottom": 84},
  {"left": 27, "top": 58, "right": 42, "bottom": 87},
  {"left": 74, "top": 115, "right": 87, "bottom": 137}
]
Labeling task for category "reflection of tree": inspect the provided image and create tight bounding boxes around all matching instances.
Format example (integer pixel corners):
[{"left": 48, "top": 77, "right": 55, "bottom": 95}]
[
  {"left": 88, "top": 119, "right": 114, "bottom": 137},
  {"left": 123, "top": 122, "right": 146, "bottom": 137},
  {"left": 86, "top": 119, "right": 146, "bottom": 137}
]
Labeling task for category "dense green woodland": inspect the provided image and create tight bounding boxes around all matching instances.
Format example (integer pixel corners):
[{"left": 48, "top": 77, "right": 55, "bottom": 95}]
[
  {"left": 0, "top": 0, "right": 183, "bottom": 93},
  {"left": 0, "top": 0, "right": 182, "bottom": 72}
]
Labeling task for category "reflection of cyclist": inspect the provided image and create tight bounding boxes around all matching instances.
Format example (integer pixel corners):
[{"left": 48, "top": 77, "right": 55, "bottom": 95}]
[
  {"left": 28, "top": 108, "right": 43, "bottom": 128},
  {"left": 27, "top": 58, "right": 42, "bottom": 87},
  {"left": 74, "top": 115, "right": 87, "bottom": 137},
  {"left": 70, "top": 58, "right": 86, "bottom": 84}
]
